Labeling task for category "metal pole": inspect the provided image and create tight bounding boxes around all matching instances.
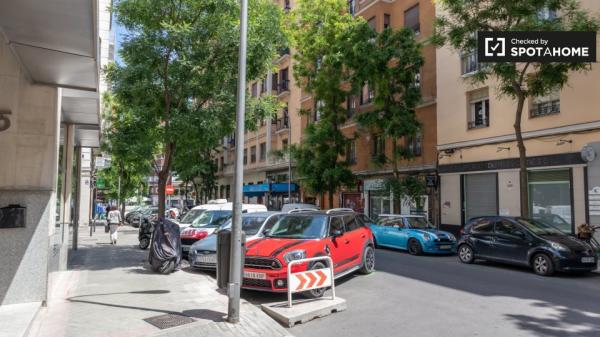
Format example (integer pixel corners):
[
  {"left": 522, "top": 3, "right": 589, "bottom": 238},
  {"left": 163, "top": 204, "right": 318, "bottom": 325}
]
[
  {"left": 228, "top": 0, "right": 248, "bottom": 324},
  {"left": 288, "top": 123, "right": 292, "bottom": 203}
]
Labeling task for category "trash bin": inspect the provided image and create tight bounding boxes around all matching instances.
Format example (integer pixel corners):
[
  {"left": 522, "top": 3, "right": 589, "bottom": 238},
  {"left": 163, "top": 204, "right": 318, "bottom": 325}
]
[{"left": 217, "top": 230, "right": 246, "bottom": 289}]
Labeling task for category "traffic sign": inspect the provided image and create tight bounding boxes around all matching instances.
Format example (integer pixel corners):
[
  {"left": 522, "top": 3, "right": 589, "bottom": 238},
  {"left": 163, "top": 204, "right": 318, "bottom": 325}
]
[
  {"left": 289, "top": 269, "right": 331, "bottom": 291},
  {"left": 166, "top": 185, "right": 175, "bottom": 195}
]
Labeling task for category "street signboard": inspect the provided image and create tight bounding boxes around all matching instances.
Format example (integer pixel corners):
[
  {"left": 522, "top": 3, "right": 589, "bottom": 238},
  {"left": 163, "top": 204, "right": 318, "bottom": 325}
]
[
  {"left": 96, "top": 177, "right": 106, "bottom": 189},
  {"left": 166, "top": 185, "right": 175, "bottom": 195}
]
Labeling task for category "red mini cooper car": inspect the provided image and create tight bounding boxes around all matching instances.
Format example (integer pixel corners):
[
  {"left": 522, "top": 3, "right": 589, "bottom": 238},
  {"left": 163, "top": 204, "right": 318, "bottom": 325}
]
[{"left": 242, "top": 209, "right": 376, "bottom": 298}]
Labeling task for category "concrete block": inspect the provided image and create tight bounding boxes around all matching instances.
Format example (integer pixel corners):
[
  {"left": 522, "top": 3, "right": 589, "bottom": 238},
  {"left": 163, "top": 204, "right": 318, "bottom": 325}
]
[{"left": 261, "top": 297, "right": 347, "bottom": 328}]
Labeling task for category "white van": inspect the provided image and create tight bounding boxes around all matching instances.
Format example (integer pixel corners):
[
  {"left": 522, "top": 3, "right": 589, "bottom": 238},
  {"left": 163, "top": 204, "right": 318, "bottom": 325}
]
[{"left": 178, "top": 201, "right": 267, "bottom": 254}]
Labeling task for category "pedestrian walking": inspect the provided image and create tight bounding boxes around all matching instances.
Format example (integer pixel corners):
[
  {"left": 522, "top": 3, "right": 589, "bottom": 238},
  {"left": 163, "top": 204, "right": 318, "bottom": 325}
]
[{"left": 107, "top": 206, "right": 122, "bottom": 245}]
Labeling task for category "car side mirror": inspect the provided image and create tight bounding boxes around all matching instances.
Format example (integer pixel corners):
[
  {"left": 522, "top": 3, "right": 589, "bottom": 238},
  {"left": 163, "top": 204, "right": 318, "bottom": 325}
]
[{"left": 331, "top": 229, "right": 343, "bottom": 238}]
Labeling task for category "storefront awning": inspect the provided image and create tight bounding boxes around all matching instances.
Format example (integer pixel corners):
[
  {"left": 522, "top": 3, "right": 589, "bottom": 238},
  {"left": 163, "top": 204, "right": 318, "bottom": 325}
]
[
  {"left": 242, "top": 183, "right": 298, "bottom": 196},
  {"left": 271, "top": 183, "right": 298, "bottom": 193}
]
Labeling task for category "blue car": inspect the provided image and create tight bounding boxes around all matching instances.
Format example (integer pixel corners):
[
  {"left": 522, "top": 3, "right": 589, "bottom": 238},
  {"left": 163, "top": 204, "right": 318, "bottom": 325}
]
[{"left": 370, "top": 215, "right": 457, "bottom": 255}]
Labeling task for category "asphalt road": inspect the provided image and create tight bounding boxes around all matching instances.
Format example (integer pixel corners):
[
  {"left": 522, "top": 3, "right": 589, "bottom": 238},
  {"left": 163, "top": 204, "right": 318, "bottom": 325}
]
[{"left": 241, "top": 248, "right": 600, "bottom": 337}]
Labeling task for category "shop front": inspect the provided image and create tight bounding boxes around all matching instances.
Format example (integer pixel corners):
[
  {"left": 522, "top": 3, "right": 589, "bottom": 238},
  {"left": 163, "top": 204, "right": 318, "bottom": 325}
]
[{"left": 363, "top": 178, "right": 431, "bottom": 220}]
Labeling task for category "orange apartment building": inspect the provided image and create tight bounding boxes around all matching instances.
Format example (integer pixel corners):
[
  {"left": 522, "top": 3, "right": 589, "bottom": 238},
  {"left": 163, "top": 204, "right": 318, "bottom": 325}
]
[
  {"left": 333, "top": 0, "right": 439, "bottom": 221},
  {"left": 213, "top": 0, "right": 304, "bottom": 210}
]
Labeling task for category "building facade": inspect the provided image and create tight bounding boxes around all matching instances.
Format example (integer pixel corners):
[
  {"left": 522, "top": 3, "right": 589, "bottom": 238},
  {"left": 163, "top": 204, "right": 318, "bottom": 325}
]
[
  {"left": 213, "top": 0, "right": 303, "bottom": 210},
  {"left": 436, "top": 0, "right": 600, "bottom": 233}
]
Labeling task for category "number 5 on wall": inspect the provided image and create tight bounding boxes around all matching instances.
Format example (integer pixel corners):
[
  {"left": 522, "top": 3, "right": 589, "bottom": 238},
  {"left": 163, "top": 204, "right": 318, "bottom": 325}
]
[{"left": 0, "top": 110, "right": 11, "bottom": 132}]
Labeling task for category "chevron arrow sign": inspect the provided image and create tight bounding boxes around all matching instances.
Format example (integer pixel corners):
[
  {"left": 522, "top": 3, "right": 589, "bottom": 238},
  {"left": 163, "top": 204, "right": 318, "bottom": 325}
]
[{"left": 289, "top": 268, "right": 332, "bottom": 292}]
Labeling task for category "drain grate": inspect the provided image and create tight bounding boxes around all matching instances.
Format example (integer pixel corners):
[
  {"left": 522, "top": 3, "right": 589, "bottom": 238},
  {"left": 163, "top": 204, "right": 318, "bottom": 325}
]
[{"left": 143, "top": 313, "right": 195, "bottom": 329}]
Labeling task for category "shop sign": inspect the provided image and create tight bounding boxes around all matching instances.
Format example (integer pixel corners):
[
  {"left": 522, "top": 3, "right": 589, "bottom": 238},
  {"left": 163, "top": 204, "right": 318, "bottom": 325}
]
[
  {"left": 426, "top": 174, "right": 438, "bottom": 188},
  {"left": 590, "top": 186, "right": 600, "bottom": 216},
  {"left": 363, "top": 179, "right": 384, "bottom": 191}
]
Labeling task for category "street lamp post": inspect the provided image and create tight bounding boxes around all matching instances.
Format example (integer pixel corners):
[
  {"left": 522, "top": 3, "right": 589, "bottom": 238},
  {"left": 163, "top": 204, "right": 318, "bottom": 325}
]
[{"left": 228, "top": 0, "right": 248, "bottom": 324}]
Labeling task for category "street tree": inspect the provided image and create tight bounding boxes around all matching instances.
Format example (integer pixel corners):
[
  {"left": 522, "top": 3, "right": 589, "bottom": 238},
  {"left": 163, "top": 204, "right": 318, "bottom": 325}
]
[
  {"left": 355, "top": 27, "right": 425, "bottom": 210},
  {"left": 433, "top": 0, "right": 599, "bottom": 217},
  {"left": 287, "top": 0, "right": 372, "bottom": 207},
  {"left": 100, "top": 93, "right": 154, "bottom": 216},
  {"left": 108, "top": 0, "right": 285, "bottom": 217}
]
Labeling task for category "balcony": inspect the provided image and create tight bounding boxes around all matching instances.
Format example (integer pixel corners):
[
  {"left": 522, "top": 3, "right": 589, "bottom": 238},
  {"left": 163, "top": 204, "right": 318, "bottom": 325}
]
[{"left": 278, "top": 80, "right": 290, "bottom": 95}]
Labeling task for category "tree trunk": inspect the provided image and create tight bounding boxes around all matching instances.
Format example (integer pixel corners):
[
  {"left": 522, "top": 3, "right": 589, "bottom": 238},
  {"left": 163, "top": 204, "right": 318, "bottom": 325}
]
[
  {"left": 514, "top": 95, "right": 529, "bottom": 217},
  {"left": 157, "top": 141, "right": 175, "bottom": 220},
  {"left": 328, "top": 180, "right": 334, "bottom": 210}
]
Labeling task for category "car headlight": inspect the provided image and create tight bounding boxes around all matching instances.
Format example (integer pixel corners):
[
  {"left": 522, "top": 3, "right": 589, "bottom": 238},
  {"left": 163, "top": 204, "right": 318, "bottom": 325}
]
[
  {"left": 550, "top": 242, "right": 569, "bottom": 252},
  {"left": 447, "top": 233, "right": 457, "bottom": 241},
  {"left": 423, "top": 233, "right": 432, "bottom": 241},
  {"left": 283, "top": 250, "right": 306, "bottom": 263}
]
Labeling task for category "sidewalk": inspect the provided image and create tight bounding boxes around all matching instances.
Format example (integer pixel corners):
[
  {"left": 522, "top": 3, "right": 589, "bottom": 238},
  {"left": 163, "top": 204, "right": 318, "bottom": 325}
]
[{"left": 27, "top": 226, "right": 293, "bottom": 337}]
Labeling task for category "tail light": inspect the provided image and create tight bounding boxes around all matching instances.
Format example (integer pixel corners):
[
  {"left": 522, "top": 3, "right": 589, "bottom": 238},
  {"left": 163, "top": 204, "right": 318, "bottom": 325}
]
[{"left": 181, "top": 228, "right": 208, "bottom": 240}]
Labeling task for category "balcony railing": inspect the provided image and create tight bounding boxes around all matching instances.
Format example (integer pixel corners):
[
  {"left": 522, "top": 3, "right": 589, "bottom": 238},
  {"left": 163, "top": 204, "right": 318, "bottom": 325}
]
[
  {"left": 278, "top": 80, "right": 290, "bottom": 94},
  {"left": 531, "top": 100, "right": 560, "bottom": 117}
]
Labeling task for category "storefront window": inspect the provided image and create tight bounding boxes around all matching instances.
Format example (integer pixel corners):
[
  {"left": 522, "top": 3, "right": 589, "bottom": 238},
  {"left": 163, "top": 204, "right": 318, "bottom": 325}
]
[
  {"left": 369, "top": 191, "right": 391, "bottom": 220},
  {"left": 528, "top": 169, "right": 572, "bottom": 233}
]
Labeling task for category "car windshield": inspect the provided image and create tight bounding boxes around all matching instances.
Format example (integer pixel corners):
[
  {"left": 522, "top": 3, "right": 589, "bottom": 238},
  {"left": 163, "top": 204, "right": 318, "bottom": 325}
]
[
  {"left": 142, "top": 208, "right": 156, "bottom": 215},
  {"left": 517, "top": 218, "right": 564, "bottom": 236},
  {"left": 180, "top": 209, "right": 204, "bottom": 224},
  {"left": 406, "top": 217, "right": 435, "bottom": 229},
  {"left": 191, "top": 210, "right": 232, "bottom": 228},
  {"left": 220, "top": 216, "right": 268, "bottom": 236},
  {"left": 266, "top": 215, "right": 328, "bottom": 239}
]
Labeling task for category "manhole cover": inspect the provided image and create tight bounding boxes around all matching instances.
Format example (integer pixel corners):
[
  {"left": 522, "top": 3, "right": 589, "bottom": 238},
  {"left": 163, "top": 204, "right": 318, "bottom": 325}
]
[{"left": 143, "top": 313, "right": 195, "bottom": 329}]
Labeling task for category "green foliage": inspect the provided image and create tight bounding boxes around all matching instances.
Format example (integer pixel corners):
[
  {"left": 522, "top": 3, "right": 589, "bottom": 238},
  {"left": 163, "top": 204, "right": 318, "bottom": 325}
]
[
  {"left": 287, "top": 0, "right": 371, "bottom": 201},
  {"left": 100, "top": 93, "right": 153, "bottom": 203},
  {"left": 381, "top": 175, "right": 426, "bottom": 208},
  {"left": 107, "top": 0, "right": 285, "bottom": 213}
]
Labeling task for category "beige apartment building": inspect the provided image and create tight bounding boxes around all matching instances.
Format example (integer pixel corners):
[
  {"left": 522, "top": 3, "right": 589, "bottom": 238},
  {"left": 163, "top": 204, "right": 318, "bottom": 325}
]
[
  {"left": 436, "top": 0, "right": 600, "bottom": 233},
  {"left": 213, "top": 0, "right": 303, "bottom": 210}
]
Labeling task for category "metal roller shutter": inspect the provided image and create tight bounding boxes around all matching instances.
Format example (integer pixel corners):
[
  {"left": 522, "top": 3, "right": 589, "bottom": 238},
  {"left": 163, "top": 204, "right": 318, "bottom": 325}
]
[{"left": 464, "top": 173, "right": 498, "bottom": 221}]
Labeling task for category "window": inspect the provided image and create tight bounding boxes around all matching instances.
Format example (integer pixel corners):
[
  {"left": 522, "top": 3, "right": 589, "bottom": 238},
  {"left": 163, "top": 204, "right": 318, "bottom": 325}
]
[
  {"left": 495, "top": 220, "right": 525, "bottom": 238},
  {"left": 372, "top": 135, "right": 385, "bottom": 157},
  {"left": 529, "top": 169, "right": 573, "bottom": 233},
  {"left": 226, "top": 185, "right": 230, "bottom": 199},
  {"left": 347, "top": 96, "right": 357, "bottom": 118},
  {"left": 243, "top": 148, "right": 247, "bottom": 165},
  {"left": 220, "top": 156, "right": 224, "bottom": 170},
  {"left": 384, "top": 14, "right": 391, "bottom": 29},
  {"left": 272, "top": 73, "right": 278, "bottom": 93},
  {"left": 461, "top": 52, "right": 479, "bottom": 75},
  {"left": 382, "top": 218, "right": 405, "bottom": 228},
  {"left": 259, "top": 142, "right": 266, "bottom": 162},
  {"left": 284, "top": 0, "right": 291, "bottom": 12},
  {"left": 279, "top": 68, "right": 289, "bottom": 93},
  {"left": 261, "top": 77, "right": 267, "bottom": 93},
  {"left": 367, "top": 17, "right": 376, "bottom": 31},
  {"left": 329, "top": 217, "right": 345, "bottom": 236},
  {"left": 469, "top": 218, "right": 494, "bottom": 233},
  {"left": 343, "top": 215, "right": 361, "bottom": 231},
  {"left": 250, "top": 146, "right": 257, "bottom": 163},
  {"left": 348, "top": 0, "right": 355, "bottom": 15},
  {"left": 360, "top": 82, "right": 373, "bottom": 105},
  {"left": 251, "top": 82, "right": 258, "bottom": 97},
  {"left": 467, "top": 88, "right": 490, "bottom": 129},
  {"left": 414, "top": 72, "right": 421, "bottom": 89},
  {"left": 314, "top": 100, "right": 324, "bottom": 121},
  {"left": 531, "top": 89, "right": 560, "bottom": 117},
  {"left": 406, "top": 131, "right": 422, "bottom": 157},
  {"left": 219, "top": 185, "right": 224, "bottom": 198},
  {"left": 404, "top": 5, "right": 420, "bottom": 34},
  {"left": 346, "top": 140, "right": 357, "bottom": 164},
  {"left": 282, "top": 138, "right": 288, "bottom": 150}
]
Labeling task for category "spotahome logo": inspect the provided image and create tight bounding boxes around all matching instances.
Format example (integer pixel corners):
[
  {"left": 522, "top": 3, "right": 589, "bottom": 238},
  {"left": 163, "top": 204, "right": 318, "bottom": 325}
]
[{"left": 478, "top": 31, "right": 596, "bottom": 63}]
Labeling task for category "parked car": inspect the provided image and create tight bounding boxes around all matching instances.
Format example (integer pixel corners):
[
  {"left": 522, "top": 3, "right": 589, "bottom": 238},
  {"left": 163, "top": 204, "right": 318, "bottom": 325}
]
[
  {"left": 370, "top": 215, "right": 457, "bottom": 255},
  {"left": 189, "top": 212, "right": 283, "bottom": 269},
  {"left": 241, "top": 209, "right": 375, "bottom": 298},
  {"left": 175, "top": 200, "right": 266, "bottom": 230},
  {"left": 457, "top": 216, "right": 598, "bottom": 276},
  {"left": 280, "top": 203, "right": 319, "bottom": 213},
  {"left": 180, "top": 203, "right": 267, "bottom": 255},
  {"left": 129, "top": 207, "right": 157, "bottom": 228}
]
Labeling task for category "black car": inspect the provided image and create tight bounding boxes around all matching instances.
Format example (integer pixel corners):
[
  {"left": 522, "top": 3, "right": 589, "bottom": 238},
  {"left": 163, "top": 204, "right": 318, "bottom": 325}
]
[{"left": 457, "top": 216, "right": 597, "bottom": 276}]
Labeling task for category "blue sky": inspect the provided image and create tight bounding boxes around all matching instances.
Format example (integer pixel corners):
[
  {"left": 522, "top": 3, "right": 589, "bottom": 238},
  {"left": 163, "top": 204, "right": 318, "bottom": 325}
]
[{"left": 113, "top": 16, "right": 126, "bottom": 64}]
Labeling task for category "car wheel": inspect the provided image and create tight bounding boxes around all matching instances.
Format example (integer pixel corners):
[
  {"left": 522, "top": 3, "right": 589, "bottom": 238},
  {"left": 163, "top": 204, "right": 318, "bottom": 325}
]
[
  {"left": 407, "top": 239, "right": 423, "bottom": 256},
  {"left": 302, "top": 262, "right": 327, "bottom": 299},
  {"left": 359, "top": 245, "right": 376, "bottom": 274},
  {"left": 532, "top": 253, "right": 555, "bottom": 276},
  {"left": 458, "top": 244, "right": 474, "bottom": 264},
  {"left": 139, "top": 237, "right": 150, "bottom": 250}
]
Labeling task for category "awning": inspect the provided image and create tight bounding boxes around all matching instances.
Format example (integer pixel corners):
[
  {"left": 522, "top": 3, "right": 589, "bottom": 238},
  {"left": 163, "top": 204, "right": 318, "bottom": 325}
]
[
  {"left": 243, "top": 184, "right": 270, "bottom": 195},
  {"left": 0, "top": 0, "right": 99, "bottom": 92},
  {"left": 271, "top": 183, "right": 298, "bottom": 193}
]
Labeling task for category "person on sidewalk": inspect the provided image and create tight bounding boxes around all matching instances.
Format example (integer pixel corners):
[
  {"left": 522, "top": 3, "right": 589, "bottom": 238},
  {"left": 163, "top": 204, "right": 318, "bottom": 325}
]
[{"left": 107, "top": 206, "right": 122, "bottom": 245}]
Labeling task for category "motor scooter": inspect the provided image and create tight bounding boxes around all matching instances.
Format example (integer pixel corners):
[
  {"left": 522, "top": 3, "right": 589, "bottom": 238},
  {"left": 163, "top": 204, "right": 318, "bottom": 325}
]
[{"left": 138, "top": 215, "right": 153, "bottom": 249}]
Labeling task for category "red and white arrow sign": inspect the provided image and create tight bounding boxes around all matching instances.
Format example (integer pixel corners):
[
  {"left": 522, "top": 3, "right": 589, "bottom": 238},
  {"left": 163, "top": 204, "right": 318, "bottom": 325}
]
[{"left": 289, "top": 268, "right": 332, "bottom": 292}]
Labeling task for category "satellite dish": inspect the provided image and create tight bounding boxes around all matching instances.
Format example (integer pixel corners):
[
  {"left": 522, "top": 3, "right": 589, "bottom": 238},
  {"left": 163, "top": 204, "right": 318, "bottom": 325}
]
[{"left": 581, "top": 145, "right": 596, "bottom": 163}]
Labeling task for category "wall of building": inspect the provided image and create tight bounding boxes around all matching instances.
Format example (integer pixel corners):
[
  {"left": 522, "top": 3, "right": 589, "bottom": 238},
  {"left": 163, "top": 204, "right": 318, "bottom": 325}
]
[{"left": 0, "top": 38, "right": 60, "bottom": 305}]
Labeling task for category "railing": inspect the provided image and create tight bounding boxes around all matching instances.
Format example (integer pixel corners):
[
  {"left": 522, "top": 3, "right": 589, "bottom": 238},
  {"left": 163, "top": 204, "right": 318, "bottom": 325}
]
[
  {"left": 531, "top": 100, "right": 560, "bottom": 117},
  {"left": 278, "top": 80, "right": 290, "bottom": 94},
  {"left": 467, "top": 119, "right": 489, "bottom": 129}
]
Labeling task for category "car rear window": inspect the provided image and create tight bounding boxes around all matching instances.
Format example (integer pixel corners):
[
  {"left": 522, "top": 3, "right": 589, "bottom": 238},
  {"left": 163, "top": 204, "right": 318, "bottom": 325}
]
[
  {"left": 468, "top": 218, "right": 494, "bottom": 234},
  {"left": 343, "top": 215, "right": 361, "bottom": 232}
]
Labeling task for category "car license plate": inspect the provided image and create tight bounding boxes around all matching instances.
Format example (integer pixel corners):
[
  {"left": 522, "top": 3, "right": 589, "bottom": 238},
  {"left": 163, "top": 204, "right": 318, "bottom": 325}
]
[
  {"left": 243, "top": 271, "right": 266, "bottom": 280},
  {"left": 581, "top": 257, "right": 595, "bottom": 263},
  {"left": 439, "top": 245, "right": 452, "bottom": 249},
  {"left": 196, "top": 254, "right": 216, "bottom": 264},
  {"left": 182, "top": 245, "right": 190, "bottom": 252}
]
